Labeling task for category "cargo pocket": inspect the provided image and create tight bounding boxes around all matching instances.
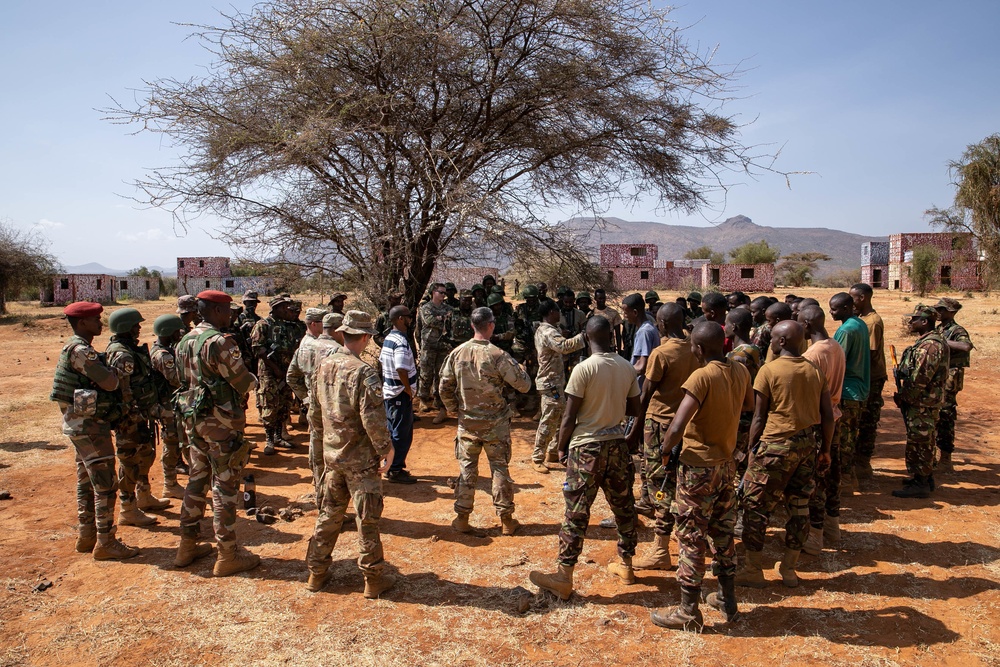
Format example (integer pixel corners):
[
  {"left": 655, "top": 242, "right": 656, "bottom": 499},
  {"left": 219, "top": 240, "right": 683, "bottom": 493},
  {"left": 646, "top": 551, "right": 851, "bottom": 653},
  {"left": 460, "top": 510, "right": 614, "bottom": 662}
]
[{"left": 73, "top": 389, "right": 98, "bottom": 417}]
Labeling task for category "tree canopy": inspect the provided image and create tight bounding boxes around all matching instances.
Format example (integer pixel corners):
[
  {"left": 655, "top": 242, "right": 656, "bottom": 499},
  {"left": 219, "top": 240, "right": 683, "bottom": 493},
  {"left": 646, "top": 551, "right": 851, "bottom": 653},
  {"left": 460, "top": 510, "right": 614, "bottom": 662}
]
[
  {"left": 108, "top": 0, "right": 776, "bottom": 305},
  {"left": 728, "top": 239, "right": 779, "bottom": 264},
  {"left": 683, "top": 245, "right": 725, "bottom": 265},
  {"left": 776, "top": 252, "right": 830, "bottom": 287},
  {"left": 0, "top": 220, "right": 60, "bottom": 314},
  {"left": 909, "top": 245, "right": 940, "bottom": 297}
]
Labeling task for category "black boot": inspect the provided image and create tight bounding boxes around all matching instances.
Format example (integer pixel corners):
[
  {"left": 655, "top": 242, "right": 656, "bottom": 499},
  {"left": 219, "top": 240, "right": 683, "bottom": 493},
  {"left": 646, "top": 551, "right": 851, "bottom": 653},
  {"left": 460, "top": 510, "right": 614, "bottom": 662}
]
[
  {"left": 892, "top": 475, "right": 931, "bottom": 498},
  {"left": 263, "top": 427, "right": 277, "bottom": 456},
  {"left": 650, "top": 586, "right": 704, "bottom": 631},
  {"left": 705, "top": 575, "right": 739, "bottom": 622}
]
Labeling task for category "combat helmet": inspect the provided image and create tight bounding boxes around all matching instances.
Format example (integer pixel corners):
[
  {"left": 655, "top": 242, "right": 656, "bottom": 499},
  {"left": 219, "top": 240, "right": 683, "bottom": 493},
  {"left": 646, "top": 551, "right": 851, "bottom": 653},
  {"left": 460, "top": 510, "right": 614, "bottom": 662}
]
[
  {"left": 108, "top": 308, "right": 145, "bottom": 334},
  {"left": 152, "top": 314, "right": 186, "bottom": 337}
]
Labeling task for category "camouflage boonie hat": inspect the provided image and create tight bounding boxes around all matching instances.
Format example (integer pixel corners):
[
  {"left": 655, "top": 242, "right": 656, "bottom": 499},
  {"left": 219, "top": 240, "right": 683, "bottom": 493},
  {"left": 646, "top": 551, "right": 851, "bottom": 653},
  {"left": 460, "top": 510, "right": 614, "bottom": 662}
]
[
  {"left": 522, "top": 285, "right": 539, "bottom": 298},
  {"left": 337, "top": 310, "right": 376, "bottom": 335},
  {"left": 934, "top": 297, "right": 962, "bottom": 312},
  {"left": 305, "top": 307, "right": 328, "bottom": 323},
  {"left": 487, "top": 293, "right": 504, "bottom": 306},
  {"left": 322, "top": 312, "right": 344, "bottom": 329},
  {"left": 176, "top": 295, "right": 198, "bottom": 314},
  {"left": 908, "top": 304, "right": 937, "bottom": 319},
  {"left": 242, "top": 290, "right": 259, "bottom": 303},
  {"left": 268, "top": 294, "right": 292, "bottom": 308},
  {"left": 459, "top": 289, "right": 473, "bottom": 298}
]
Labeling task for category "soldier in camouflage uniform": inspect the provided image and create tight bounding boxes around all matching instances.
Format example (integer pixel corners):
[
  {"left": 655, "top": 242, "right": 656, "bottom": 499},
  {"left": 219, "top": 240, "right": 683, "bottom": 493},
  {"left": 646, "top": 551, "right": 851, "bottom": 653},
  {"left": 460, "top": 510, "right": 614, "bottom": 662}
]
[
  {"left": 513, "top": 284, "right": 544, "bottom": 415},
  {"left": 150, "top": 314, "right": 188, "bottom": 499},
  {"left": 891, "top": 305, "right": 950, "bottom": 498},
  {"left": 450, "top": 290, "right": 475, "bottom": 346},
  {"left": 50, "top": 301, "right": 139, "bottom": 560},
  {"left": 250, "top": 295, "right": 301, "bottom": 454},
  {"left": 471, "top": 283, "right": 488, "bottom": 308},
  {"left": 440, "top": 307, "right": 531, "bottom": 536},
  {"left": 306, "top": 311, "right": 397, "bottom": 598},
  {"left": 444, "top": 282, "right": 460, "bottom": 308},
  {"left": 488, "top": 292, "right": 516, "bottom": 354},
  {"left": 105, "top": 308, "right": 171, "bottom": 527},
  {"left": 529, "top": 316, "right": 641, "bottom": 600},
  {"left": 177, "top": 295, "right": 201, "bottom": 332},
  {"left": 933, "top": 298, "right": 973, "bottom": 472},
  {"left": 173, "top": 290, "right": 260, "bottom": 576},
  {"left": 532, "top": 299, "right": 585, "bottom": 472},
  {"left": 237, "top": 291, "right": 262, "bottom": 375},
  {"left": 415, "top": 283, "right": 454, "bottom": 423},
  {"left": 558, "top": 289, "right": 588, "bottom": 373}
]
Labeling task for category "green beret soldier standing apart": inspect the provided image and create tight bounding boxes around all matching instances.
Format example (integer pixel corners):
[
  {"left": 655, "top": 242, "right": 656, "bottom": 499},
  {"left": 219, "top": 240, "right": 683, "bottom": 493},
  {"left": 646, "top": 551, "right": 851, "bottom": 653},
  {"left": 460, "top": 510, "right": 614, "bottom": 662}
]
[
  {"left": 174, "top": 290, "right": 259, "bottom": 575},
  {"left": 50, "top": 302, "right": 138, "bottom": 560},
  {"left": 933, "top": 298, "right": 973, "bottom": 473},
  {"left": 306, "top": 311, "right": 397, "bottom": 598},
  {"left": 891, "top": 305, "right": 950, "bottom": 498},
  {"left": 105, "top": 307, "right": 172, "bottom": 527},
  {"left": 150, "top": 314, "right": 189, "bottom": 500}
]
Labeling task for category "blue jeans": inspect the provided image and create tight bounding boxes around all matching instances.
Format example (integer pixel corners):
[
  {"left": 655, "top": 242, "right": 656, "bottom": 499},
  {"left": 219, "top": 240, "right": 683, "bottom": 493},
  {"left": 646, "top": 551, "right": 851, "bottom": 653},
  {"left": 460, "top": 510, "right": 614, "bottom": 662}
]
[{"left": 384, "top": 392, "right": 414, "bottom": 473}]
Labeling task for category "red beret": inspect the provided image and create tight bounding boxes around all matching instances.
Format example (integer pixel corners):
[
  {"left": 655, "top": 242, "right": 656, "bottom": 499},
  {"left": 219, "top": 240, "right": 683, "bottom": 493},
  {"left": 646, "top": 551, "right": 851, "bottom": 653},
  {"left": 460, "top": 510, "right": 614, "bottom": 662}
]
[
  {"left": 63, "top": 301, "right": 103, "bottom": 318},
  {"left": 197, "top": 290, "right": 233, "bottom": 304}
]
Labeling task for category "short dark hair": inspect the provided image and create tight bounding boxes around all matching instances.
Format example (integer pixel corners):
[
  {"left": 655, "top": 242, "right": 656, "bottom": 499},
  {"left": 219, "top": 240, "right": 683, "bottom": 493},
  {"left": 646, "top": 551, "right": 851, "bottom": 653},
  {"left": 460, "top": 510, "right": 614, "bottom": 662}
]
[
  {"left": 593, "top": 288, "right": 606, "bottom": 296},
  {"left": 851, "top": 283, "right": 874, "bottom": 297},
  {"left": 471, "top": 306, "right": 494, "bottom": 332},
  {"left": 750, "top": 296, "right": 770, "bottom": 309},
  {"left": 538, "top": 299, "right": 559, "bottom": 318},
  {"left": 726, "top": 307, "right": 753, "bottom": 331},
  {"left": 388, "top": 305, "right": 409, "bottom": 322},
  {"left": 343, "top": 332, "right": 367, "bottom": 344},
  {"left": 622, "top": 293, "right": 645, "bottom": 311},
  {"left": 702, "top": 292, "right": 728, "bottom": 312}
]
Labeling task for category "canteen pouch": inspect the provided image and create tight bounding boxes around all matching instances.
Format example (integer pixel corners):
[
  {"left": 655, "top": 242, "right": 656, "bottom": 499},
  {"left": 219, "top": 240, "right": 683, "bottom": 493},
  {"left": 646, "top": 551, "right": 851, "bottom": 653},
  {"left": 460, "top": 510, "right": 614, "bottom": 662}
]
[{"left": 73, "top": 389, "right": 98, "bottom": 417}]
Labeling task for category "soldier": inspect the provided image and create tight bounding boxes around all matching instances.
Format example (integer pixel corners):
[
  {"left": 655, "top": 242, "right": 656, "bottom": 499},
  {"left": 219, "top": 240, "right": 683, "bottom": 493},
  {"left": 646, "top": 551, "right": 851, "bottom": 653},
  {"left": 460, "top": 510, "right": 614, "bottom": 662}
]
[
  {"left": 829, "top": 292, "right": 870, "bottom": 493},
  {"left": 251, "top": 295, "right": 300, "bottom": 454},
  {"left": 592, "top": 288, "right": 623, "bottom": 352},
  {"left": 513, "top": 285, "right": 543, "bottom": 417},
  {"left": 444, "top": 282, "right": 460, "bottom": 308},
  {"left": 105, "top": 308, "right": 171, "bottom": 527},
  {"left": 439, "top": 307, "right": 531, "bottom": 536},
  {"left": 644, "top": 290, "right": 660, "bottom": 319},
  {"left": 933, "top": 297, "right": 973, "bottom": 472},
  {"left": 724, "top": 308, "right": 761, "bottom": 474},
  {"left": 737, "top": 321, "right": 834, "bottom": 589},
  {"left": 537, "top": 282, "right": 552, "bottom": 304},
  {"left": 378, "top": 305, "right": 419, "bottom": 484},
  {"left": 415, "top": 283, "right": 454, "bottom": 424},
  {"left": 327, "top": 292, "right": 347, "bottom": 315},
  {"left": 482, "top": 274, "right": 497, "bottom": 294},
  {"left": 749, "top": 296, "right": 771, "bottom": 349},
  {"left": 532, "top": 299, "right": 586, "bottom": 473},
  {"left": 177, "top": 295, "right": 201, "bottom": 332},
  {"left": 576, "top": 290, "right": 593, "bottom": 316},
  {"left": 558, "top": 289, "right": 588, "bottom": 373},
  {"left": 850, "top": 283, "right": 887, "bottom": 480},
  {"left": 529, "top": 316, "right": 641, "bottom": 599},
  {"left": 50, "top": 301, "right": 138, "bottom": 560},
  {"left": 488, "top": 292, "right": 516, "bottom": 354},
  {"left": 648, "top": 322, "right": 752, "bottom": 631},
  {"left": 237, "top": 291, "right": 262, "bottom": 376},
  {"left": 627, "top": 303, "right": 701, "bottom": 571},
  {"left": 891, "top": 305, "right": 949, "bottom": 498},
  {"left": 173, "top": 290, "right": 259, "bottom": 576},
  {"left": 471, "top": 283, "right": 488, "bottom": 308},
  {"left": 305, "top": 311, "right": 396, "bottom": 597},
  {"left": 150, "top": 314, "right": 188, "bottom": 500},
  {"left": 685, "top": 292, "right": 702, "bottom": 327},
  {"left": 451, "top": 289, "right": 476, "bottom": 346}
]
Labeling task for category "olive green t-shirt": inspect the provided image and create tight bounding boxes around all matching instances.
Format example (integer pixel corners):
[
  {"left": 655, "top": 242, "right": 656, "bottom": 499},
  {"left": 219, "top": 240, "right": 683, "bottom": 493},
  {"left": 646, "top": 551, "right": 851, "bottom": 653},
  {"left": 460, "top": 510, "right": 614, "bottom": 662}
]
[
  {"left": 565, "top": 352, "right": 640, "bottom": 448},
  {"left": 753, "top": 355, "right": 825, "bottom": 441},
  {"left": 645, "top": 338, "right": 702, "bottom": 424},
  {"left": 859, "top": 310, "right": 887, "bottom": 381},
  {"left": 679, "top": 360, "right": 751, "bottom": 466}
]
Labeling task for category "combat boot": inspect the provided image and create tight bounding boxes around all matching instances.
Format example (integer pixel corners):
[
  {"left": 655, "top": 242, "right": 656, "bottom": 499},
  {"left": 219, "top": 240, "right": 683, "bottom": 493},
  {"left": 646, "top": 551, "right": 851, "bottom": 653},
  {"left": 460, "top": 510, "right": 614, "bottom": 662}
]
[
  {"left": 162, "top": 479, "right": 186, "bottom": 500},
  {"left": 802, "top": 526, "right": 823, "bottom": 556},
  {"left": 92, "top": 529, "right": 140, "bottom": 561},
  {"left": 892, "top": 475, "right": 931, "bottom": 498},
  {"left": 531, "top": 462, "right": 549, "bottom": 474},
  {"left": 632, "top": 534, "right": 672, "bottom": 570},
  {"left": 529, "top": 564, "right": 574, "bottom": 600},
  {"left": 705, "top": 574, "right": 739, "bottom": 623},
  {"left": 263, "top": 428, "right": 277, "bottom": 456},
  {"left": 937, "top": 450, "right": 954, "bottom": 473},
  {"left": 607, "top": 555, "right": 636, "bottom": 584},
  {"left": 544, "top": 450, "right": 563, "bottom": 467},
  {"left": 363, "top": 571, "right": 396, "bottom": 599},
  {"left": 76, "top": 524, "right": 97, "bottom": 553},
  {"left": 735, "top": 550, "right": 767, "bottom": 588},
  {"left": 777, "top": 548, "right": 801, "bottom": 588},
  {"left": 432, "top": 408, "right": 448, "bottom": 425},
  {"left": 174, "top": 537, "right": 214, "bottom": 567},
  {"left": 136, "top": 487, "right": 171, "bottom": 512},
  {"left": 118, "top": 499, "right": 159, "bottom": 527},
  {"left": 650, "top": 586, "right": 703, "bottom": 631},
  {"left": 855, "top": 456, "right": 874, "bottom": 481},
  {"left": 213, "top": 543, "right": 261, "bottom": 577},
  {"left": 501, "top": 514, "right": 520, "bottom": 536},
  {"left": 823, "top": 515, "right": 841, "bottom": 546},
  {"left": 306, "top": 568, "right": 332, "bottom": 593},
  {"left": 452, "top": 513, "right": 474, "bottom": 533}
]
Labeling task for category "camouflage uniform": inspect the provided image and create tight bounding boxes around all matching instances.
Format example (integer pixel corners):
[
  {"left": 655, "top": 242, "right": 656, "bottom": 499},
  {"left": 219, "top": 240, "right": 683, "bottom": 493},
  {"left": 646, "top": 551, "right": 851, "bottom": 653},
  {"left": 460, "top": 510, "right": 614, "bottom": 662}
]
[
  {"left": 750, "top": 322, "right": 771, "bottom": 354},
  {"left": 558, "top": 305, "right": 588, "bottom": 371},
  {"left": 51, "top": 335, "right": 123, "bottom": 536},
  {"left": 837, "top": 399, "right": 863, "bottom": 482},
  {"left": 439, "top": 339, "right": 531, "bottom": 517},
  {"left": 416, "top": 301, "right": 453, "bottom": 410},
  {"left": 451, "top": 306, "right": 475, "bottom": 346},
  {"left": 237, "top": 310, "right": 262, "bottom": 375},
  {"left": 897, "top": 330, "right": 949, "bottom": 477},
  {"left": 936, "top": 319, "right": 971, "bottom": 455},
  {"left": 672, "top": 461, "right": 738, "bottom": 588},
  {"left": 175, "top": 323, "right": 256, "bottom": 549},
  {"left": 531, "top": 322, "right": 584, "bottom": 463},
  {"left": 490, "top": 301, "right": 517, "bottom": 355},
  {"left": 306, "top": 348, "right": 392, "bottom": 577},
  {"left": 727, "top": 343, "right": 761, "bottom": 468},
  {"left": 150, "top": 340, "right": 184, "bottom": 486},
  {"left": 250, "top": 316, "right": 300, "bottom": 431},
  {"left": 559, "top": 438, "right": 638, "bottom": 566},
  {"left": 643, "top": 419, "right": 676, "bottom": 535},
  {"left": 106, "top": 335, "right": 160, "bottom": 504},
  {"left": 288, "top": 332, "right": 341, "bottom": 490}
]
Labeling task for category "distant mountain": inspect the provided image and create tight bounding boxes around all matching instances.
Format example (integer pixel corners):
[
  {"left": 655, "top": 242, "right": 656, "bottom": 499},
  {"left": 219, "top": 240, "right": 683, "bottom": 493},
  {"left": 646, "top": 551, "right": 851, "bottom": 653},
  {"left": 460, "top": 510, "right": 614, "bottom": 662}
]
[
  {"left": 61, "top": 262, "right": 177, "bottom": 277},
  {"left": 563, "top": 215, "right": 886, "bottom": 276}
]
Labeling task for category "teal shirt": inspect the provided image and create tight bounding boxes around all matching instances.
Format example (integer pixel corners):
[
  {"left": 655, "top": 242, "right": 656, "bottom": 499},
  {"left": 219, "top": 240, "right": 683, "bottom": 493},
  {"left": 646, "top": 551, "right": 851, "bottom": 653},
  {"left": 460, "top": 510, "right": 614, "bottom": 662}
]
[{"left": 834, "top": 316, "right": 871, "bottom": 402}]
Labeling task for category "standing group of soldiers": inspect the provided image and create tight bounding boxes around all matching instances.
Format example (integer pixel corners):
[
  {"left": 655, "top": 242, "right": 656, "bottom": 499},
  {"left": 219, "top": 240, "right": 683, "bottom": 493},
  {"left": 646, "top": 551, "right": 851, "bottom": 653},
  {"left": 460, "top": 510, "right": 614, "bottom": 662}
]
[{"left": 52, "top": 278, "right": 973, "bottom": 624}]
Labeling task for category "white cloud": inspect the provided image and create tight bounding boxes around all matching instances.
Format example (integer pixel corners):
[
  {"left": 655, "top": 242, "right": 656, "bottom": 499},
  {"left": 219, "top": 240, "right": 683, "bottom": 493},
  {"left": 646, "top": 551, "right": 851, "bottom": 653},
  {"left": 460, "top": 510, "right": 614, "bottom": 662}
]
[
  {"left": 118, "top": 228, "right": 175, "bottom": 243},
  {"left": 34, "top": 218, "right": 65, "bottom": 229}
]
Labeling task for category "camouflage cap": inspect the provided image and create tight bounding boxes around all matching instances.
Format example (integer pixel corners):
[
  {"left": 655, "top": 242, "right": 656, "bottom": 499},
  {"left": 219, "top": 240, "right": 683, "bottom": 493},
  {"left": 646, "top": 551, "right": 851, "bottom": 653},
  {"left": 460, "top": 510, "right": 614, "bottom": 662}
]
[
  {"left": 522, "top": 284, "right": 539, "bottom": 298},
  {"left": 322, "top": 312, "right": 344, "bottom": 329},
  {"left": 934, "top": 297, "right": 962, "bottom": 312},
  {"left": 268, "top": 294, "right": 293, "bottom": 308},
  {"left": 337, "top": 310, "right": 376, "bottom": 335},
  {"left": 487, "top": 293, "right": 504, "bottom": 306},
  {"left": 471, "top": 283, "right": 486, "bottom": 293},
  {"left": 909, "top": 304, "right": 937, "bottom": 319},
  {"left": 176, "top": 295, "right": 198, "bottom": 314},
  {"left": 305, "top": 307, "right": 328, "bottom": 323},
  {"left": 686, "top": 291, "right": 702, "bottom": 304},
  {"left": 645, "top": 290, "right": 660, "bottom": 301},
  {"left": 459, "top": 289, "right": 474, "bottom": 298},
  {"left": 241, "top": 290, "right": 259, "bottom": 303},
  {"left": 329, "top": 292, "right": 347, "bottom": 301}
]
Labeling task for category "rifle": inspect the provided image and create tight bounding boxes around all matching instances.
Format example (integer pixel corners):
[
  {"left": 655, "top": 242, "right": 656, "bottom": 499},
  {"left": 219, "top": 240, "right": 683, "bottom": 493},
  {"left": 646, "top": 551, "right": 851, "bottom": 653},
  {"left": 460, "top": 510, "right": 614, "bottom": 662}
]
[{"left": 890, "top": 345, "right": 902, "bottom": 392}]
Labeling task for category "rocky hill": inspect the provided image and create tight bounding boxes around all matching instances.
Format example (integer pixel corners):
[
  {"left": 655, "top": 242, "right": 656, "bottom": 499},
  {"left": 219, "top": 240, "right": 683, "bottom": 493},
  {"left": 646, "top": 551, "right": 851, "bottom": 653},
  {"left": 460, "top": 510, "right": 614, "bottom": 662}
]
[{"left": 564, "top": 215, "right": 886, "bottom": 277}]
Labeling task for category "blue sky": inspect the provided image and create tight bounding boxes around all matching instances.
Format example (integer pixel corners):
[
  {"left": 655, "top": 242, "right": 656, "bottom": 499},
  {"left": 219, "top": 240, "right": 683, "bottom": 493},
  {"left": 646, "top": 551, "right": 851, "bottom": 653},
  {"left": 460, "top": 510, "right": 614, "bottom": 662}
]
[{"left": 1, "top": 1, "right": 997, "bottom": 268}]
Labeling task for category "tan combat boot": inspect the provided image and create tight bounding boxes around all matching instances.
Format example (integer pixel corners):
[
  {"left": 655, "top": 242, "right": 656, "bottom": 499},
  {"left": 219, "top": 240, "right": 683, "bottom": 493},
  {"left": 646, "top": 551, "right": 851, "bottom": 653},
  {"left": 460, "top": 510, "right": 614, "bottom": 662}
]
[
  {"left": 174, "top": 537, "right": 214, "bottom": 567},
  {"left": 649, "top": 586, "right": 704, "bottom": 631},
  {"left": 607, "top": 555, "right": 636, "bottom": 584},
  {"left": 544, "top": 450, "right": 563, "bottom": 467},
  {"left": 632, "top": 534, "right": 672, "bottom": 570},
  {"left": 432, "top": 408, "right": 448, "bottom": 425},
  {"left": 501, "top": 514, "right": 520, "bottom": 536},
  {"left": 118, "top": 499, "right": 159, "bottom": 527},
  {"left": 823, "top": 515, "right": 841, "bottom": 546},
  {"left": 937, "top": 450, "right": 954, "bottom": 473},
  {"left": 306, "top": 568, "right": 332, "bottom": 593},
  {"left": 162, "top": 478, "right": 186, "bottom": 500},
  {"left": 531, "top": 462, "right": 549, "bottom": 474},
  {"left": 777, "top": 548, "right": 801, "bottom": 588},
  {"left": 92, "top": 529, "right": 140, "bottom": 561},
  {"left": 136, "top": 487, "right": 171, "bottom": 511},
  {"left": 529, "top": 564, "right": 574, "bottom": 600},
  {"left": 452, "top": 513, "right": 474, "bottom": 533},
  {"left": 363, "top": 571, "right": 397, "bottom": 599},
  {"left": 76, "top": 524, "right": 97, "bottom": 553},
  {"left": 213, "top": 543, "right": 261, "bottom": 577},
  {"left": 802, "top": 526, "right": 823, "bottom": 556},
  {"left": 735, "top": 550, "right": 767, "bottom": 588}
]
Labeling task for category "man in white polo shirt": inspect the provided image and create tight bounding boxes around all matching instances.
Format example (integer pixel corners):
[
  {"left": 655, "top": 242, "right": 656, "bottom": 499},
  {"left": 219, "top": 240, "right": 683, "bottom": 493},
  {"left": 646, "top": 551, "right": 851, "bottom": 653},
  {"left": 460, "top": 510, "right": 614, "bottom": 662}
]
[{"left": 379, "top": 305, "right": 419, "bottom": 484}]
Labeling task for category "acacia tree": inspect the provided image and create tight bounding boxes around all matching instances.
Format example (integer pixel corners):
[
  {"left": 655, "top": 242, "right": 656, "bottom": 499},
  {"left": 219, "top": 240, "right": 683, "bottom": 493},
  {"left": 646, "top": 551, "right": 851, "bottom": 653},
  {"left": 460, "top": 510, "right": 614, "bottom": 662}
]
[
  {"left": 776, "top": 252, "right": 830, "bottom": 287},
  {"left": 108, "top": 0, "right": 776, "bottom": 305},
  {"left": 0, "top": 220, "right": 60, "bottom": 314},
  {"left": 926, "top": 133, "right": 1000, "bottom": 290},
  {"left": 909, "top": 246, "right": 940, "bottom": 297},
  {"left": 684, "top": 245, "right": 725, "bottom": 265},
  {"left": 728, "top": 239, "right": 779, "bottom": 264}
]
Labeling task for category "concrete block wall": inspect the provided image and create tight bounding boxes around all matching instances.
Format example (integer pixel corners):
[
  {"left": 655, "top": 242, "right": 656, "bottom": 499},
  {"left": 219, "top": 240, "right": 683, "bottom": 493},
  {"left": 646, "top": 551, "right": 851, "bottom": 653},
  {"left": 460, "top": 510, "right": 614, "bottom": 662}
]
[
  {"left": 115, "top": 276, "right": 160, "bottom": 301},
  {"left": 701, "top": 264, "right": 775, "bottom": 292},
  {"left": 44, "top": 274, "right": 116, "bottom": 305},
  {"left": 599, "top": 244, "right": 658, "bottom": 268},
  {"left": 177, "top": 257, "right": 232, "bottom": 279}
]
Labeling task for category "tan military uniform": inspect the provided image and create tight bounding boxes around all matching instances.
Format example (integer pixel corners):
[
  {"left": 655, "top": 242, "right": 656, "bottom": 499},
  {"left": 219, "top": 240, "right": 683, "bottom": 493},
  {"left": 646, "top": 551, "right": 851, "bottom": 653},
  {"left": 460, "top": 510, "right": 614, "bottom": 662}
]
[
  {"left": 288, "top": 332, "right": 341, "bottom": 491},
  {"left": 416, "top": 301, "right": 453, "bottom": 410},
  {"left": 532, "top": 322, "right": 585, "bottom": 464},
  {"left": 439, "top": 339, "right": 531, "bottom": 517}
]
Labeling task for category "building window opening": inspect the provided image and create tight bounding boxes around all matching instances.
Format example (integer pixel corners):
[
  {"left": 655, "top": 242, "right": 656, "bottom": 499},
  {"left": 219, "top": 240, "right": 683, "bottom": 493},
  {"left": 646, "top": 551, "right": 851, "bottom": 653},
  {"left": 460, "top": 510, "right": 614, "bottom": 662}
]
[
  {"left": 60, "top": 278, "right": 69, "bottom": 290},
  {"left": 741, "top": 268, "right": 755, "bottom": 279},
  {"left": 630, "top": 247, "right": 647, "bottom": 257},
  {"left": 640, "top": 270, "right": 649, "bottom": 280}
]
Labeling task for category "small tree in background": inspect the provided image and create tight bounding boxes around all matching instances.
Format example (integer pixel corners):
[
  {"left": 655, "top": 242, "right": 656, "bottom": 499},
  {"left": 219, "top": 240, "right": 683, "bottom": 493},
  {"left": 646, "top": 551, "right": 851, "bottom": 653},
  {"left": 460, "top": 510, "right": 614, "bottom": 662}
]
[
  {"left": 728, "top": 239, "right": 780, "bottom": 264},
  {"left": 684, "top": 245, "right": 725, "bottom": 265},
  {"left": 0, "top": 220, "right": 60, "bottom": 314},
  {"left": 910, "top": 245, "right": 940, "bottom": 297},
  {"left": 776, "top": 252, "right": 831, "bottom": 287}
]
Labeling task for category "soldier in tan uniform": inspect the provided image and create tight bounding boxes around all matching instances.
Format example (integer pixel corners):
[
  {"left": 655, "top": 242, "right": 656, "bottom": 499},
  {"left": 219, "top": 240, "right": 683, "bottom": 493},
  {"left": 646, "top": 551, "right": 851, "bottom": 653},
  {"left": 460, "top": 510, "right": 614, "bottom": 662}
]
[
  {"left": 440, "top": 307, "right": 531, "bottom": 536},
  {"left": 173, "top": 290, "right": 260, "bottom": 576},
  {"left": 149, "top": 314, "right": 188, "bottom": 499},
  {"left": 532, "top": 299, "right": 585, "bottom": 472},
  {"left": 305, "top": 311, "right": 396, "bottom": 598},
  {"left": 416, "top": 283, "right": 454, "bottom": 423}
]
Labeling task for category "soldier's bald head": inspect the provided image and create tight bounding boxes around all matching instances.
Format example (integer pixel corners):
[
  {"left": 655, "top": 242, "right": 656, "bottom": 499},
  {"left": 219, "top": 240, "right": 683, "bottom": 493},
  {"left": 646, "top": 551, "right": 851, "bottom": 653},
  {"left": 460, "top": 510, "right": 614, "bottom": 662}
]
[
  {"left": 691, "top": 321, "right": 725, "bottom": 357},
  {"left": 798, "top": 305, "right": 825, "bottom": 327},
  {"left": 656, "top": 302, "right": 683, "bottom": 327},
  {"left": 771, "top": 320, "right": 805, "bottom": 353},
  {"left": 765, "top": 302, "right": 792, "bottom": 322}
]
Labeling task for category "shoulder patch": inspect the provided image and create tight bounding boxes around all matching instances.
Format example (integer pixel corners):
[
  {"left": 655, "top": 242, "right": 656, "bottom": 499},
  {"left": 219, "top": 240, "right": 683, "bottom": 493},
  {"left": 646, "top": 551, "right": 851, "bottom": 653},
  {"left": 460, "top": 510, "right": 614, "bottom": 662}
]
[
  {"left": 364, "top": 373, "right": 382, "bottom": 394},
  {"left": 123, "top": 361, "right": 134, "bottom": 374},
  {"left": 85, "top": 349, "right": 98, "bottom": 361},
  {"left": 164, "top": 357, "right": 175, "bottom": 369}
]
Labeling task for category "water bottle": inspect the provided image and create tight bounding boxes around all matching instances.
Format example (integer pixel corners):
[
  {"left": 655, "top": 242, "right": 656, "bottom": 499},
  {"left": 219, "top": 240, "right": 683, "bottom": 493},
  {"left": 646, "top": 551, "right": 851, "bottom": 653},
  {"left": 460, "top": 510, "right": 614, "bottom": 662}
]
[{"left": 243, "top": 474, "right": 256, "bottom": 512}]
